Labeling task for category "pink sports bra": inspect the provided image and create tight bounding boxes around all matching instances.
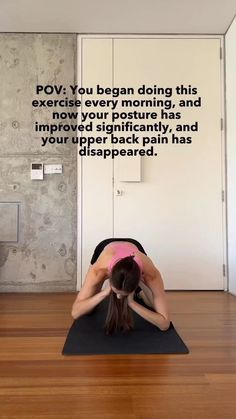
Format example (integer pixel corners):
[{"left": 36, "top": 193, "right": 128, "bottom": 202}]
[{"left": 107, "top": 242, "right": 143, "bottom": 273}]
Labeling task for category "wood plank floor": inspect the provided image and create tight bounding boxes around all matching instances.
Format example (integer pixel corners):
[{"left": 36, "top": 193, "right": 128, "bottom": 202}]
[{"left": 0, "top": 291, "right": 236, "bottom": 419}]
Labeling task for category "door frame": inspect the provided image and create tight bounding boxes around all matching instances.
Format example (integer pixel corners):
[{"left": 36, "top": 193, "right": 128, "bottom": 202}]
[{"left": 76, "top": 34, "right": 227, "bottom": 292}]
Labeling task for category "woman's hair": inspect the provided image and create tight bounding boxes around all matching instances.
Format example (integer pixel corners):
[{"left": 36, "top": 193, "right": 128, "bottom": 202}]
[{"left": 104, "top": 255, "right": 141, "bottom": 335}]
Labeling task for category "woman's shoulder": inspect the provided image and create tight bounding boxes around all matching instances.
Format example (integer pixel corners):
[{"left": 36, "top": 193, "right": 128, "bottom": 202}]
[
  {"left": 92, "top": 246, "right": 114, "bottom": 275},
  {"left": 137, "top": 252, "right": 161, "bottom": 279},
  {"left": 135, "top": 251, "right": 151, "bottom": 265}
]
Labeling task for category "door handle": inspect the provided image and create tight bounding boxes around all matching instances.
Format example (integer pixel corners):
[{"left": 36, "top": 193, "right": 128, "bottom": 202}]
[{"left": 116, "top": 189, "right": 124, "bottom": 196}]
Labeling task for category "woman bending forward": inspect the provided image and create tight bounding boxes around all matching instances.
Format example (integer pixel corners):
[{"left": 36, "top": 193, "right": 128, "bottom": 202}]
[{"left": 71, "top": 238, "right": 170, "bottom": 334}]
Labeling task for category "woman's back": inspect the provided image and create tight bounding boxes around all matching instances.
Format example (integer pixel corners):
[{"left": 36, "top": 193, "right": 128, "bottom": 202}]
[{"left": 104, "top": 241, "right": 144, "bottom": 273}]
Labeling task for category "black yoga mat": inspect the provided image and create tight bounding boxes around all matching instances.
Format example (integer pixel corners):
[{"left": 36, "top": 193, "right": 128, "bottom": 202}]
[{"left": 62, "top": 297, "right": 189, "bottom": 355}]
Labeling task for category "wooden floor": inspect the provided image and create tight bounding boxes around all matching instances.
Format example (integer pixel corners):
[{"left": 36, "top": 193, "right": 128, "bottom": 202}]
[{"left": 0, "top": 291, "right": 236, "bottom": 419}]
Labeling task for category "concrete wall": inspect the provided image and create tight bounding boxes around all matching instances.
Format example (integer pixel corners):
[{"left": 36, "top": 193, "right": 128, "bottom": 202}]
[
  {"left": 0, "top": 34, "right": 77, "bottom": 292},
  {"left": 225, "top": 19, "right": 236, "bottom": 296}
]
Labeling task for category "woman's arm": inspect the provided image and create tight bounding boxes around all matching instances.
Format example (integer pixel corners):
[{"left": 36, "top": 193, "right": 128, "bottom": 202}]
[
  {"left": 128, "top": 256, "right": 170, "bottom": 331},
  {"left": 71, "top": 264, "right": 110, "bottom": 319},
  {"left": 72, "top": 286, "right": 111, "bottom": 319},
  {"left": 128, "top": 290, "right": 170, "bottom": 331}
]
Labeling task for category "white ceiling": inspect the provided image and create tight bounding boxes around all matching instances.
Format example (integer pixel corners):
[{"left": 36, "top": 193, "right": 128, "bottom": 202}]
[{"left": 0, "top": 0, "right": 236, "bottom": 34}]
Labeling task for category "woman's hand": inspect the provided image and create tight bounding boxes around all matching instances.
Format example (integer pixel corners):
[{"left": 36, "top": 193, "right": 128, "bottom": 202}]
[
  {"left": 127, "top": 290, "right": 135, "bottom": 304},
  {"left": 103, "top": 285, "right": 112, "bottom": 297}
]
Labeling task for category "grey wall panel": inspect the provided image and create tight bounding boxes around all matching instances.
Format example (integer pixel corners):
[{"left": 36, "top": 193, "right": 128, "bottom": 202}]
[
  {"left": 0, "top": 34, "right": 77, "bottom": 292},
  {"left": 0, "top": 202, "right": 19, "bottom": 242}
]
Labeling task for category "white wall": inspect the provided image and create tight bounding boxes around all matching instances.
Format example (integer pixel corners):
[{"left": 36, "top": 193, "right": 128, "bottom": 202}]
[
  {"left": 0, "top": 0, "right": 236, "bottom": 34},
  {"left": 226, "top": 17, "right": 236, "bottom": 295}
]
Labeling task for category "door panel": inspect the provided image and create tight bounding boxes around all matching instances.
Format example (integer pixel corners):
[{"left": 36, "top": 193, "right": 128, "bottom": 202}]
[
  {"left": 80, "top": 37, "right": 225, "bottom": 290},
  {"left": 113, "top": 38, "right": 224, "bottom": 289}
]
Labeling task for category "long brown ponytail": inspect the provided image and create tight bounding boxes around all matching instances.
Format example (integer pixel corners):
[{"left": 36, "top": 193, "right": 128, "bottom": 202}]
[{"left": 104, "top": 256, "right": 141, "bottom": 334}]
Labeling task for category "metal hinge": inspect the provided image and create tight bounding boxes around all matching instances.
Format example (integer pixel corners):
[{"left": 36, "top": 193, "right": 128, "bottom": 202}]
[
  {"left": 221, "top": 118, "right": 224, "bottom": 131},
  {"left": 221, "top": 190, "right": 225, "bottom": 202},
  {"left": 223, "top": 264, "right": 226, "bottom": 276},
  {"left": 220, "top": 47, "right": 223, "bottom": 60}
]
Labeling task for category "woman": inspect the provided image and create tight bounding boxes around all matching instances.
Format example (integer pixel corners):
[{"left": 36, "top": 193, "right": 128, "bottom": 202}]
[{"left": 71, "top": 238, "right": 170, "bottom": 334}]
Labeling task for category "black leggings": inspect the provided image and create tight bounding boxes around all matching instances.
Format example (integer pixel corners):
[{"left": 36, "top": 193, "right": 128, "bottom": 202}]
[{"left": 90, "top": 237, "right": 147, "bottom": 265}]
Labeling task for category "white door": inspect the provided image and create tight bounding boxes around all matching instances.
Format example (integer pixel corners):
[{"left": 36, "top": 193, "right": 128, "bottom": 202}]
[{"left": 78, "top": 36, "right": 226, "bottom": 290}]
